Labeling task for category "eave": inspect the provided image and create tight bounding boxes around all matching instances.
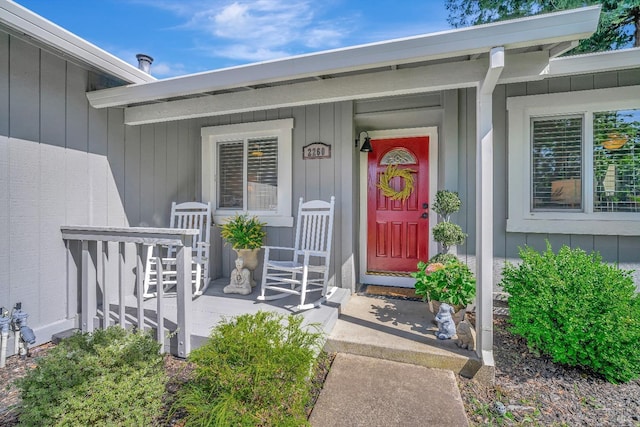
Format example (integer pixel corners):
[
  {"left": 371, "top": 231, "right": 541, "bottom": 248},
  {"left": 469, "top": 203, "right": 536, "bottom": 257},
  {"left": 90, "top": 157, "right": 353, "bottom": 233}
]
[
  {"left": 87, "top": 5, "right": 601, "bottom": 110},
  {"left": 0, "top": 0, "right": 155, "bottom": 84}
]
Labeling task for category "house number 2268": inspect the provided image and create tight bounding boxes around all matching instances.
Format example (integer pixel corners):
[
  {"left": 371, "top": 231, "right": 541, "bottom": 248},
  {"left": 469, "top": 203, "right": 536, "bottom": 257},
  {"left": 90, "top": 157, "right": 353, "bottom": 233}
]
[{"left": 302, "top": 142, "right": 331, "bottom": 160}]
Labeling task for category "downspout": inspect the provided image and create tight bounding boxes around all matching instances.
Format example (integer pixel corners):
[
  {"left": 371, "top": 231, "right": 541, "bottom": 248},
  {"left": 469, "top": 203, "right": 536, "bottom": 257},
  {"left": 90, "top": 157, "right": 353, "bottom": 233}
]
[{"left": 475, "top": 46, "right": 504, "bottom": 383}]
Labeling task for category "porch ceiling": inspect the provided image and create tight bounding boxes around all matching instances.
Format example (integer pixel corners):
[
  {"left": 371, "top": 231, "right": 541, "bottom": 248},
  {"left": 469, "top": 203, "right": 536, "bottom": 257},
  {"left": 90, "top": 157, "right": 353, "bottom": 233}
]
[{"left": 87, "top": 6, "right": 600, "bottom": 114}]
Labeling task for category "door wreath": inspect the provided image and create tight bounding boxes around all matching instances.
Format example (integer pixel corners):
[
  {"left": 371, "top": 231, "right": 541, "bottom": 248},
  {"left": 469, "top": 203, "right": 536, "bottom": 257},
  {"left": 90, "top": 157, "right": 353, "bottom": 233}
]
[{"left": 377, "top": 164, "right": 416, "bottom": 202}]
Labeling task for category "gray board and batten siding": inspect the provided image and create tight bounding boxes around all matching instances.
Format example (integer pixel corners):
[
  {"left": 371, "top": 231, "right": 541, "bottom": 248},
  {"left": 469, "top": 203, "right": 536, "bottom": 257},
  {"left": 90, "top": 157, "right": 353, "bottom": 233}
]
[
  {"left": 1, "top": 28, "right": 359, "bottom": 349},
  {"left": 0, "top": 31, "right": 201, "bottom": 347},
  {"left": 454, "top": 70, "right": 640, "bottom": 289}
]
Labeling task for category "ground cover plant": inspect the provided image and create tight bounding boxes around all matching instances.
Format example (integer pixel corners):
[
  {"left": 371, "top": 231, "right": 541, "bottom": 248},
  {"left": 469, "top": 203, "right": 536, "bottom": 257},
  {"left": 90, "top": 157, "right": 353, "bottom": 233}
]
[
  {"left": 16, "top": 327, "right": 166, "bottom": 426},
  {"left": 172, "top": 311, "right": 324, "bottom": 426},
  {"left": 501, "top": 243, "right": 640, "bottom": 384}
]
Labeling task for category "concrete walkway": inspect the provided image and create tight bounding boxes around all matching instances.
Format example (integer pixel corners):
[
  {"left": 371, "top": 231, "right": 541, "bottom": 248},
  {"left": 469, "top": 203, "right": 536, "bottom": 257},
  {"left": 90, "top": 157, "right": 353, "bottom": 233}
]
[
  {"left": 309, "top": 353, "right": 469, "bottom": 427},
  {"left": 309, "top": 294, "right": 473, "bottom": 426}
]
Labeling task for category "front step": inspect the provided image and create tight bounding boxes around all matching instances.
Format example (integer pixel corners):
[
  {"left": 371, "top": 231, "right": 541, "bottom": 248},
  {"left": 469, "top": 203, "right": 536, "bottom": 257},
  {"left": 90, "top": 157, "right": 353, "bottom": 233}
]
[{"left": 324, "top": 294, "right": 482, "bottom": 378}]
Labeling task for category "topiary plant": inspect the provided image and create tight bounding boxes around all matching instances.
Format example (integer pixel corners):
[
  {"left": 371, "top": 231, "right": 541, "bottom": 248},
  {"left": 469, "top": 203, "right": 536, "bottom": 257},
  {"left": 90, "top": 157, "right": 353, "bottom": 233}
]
[
  {"left": 431, "top": 190, "right": 467, "bottom": 254},
  {"left": 501, "top": 242, "right": 640, "bottom": 384}
]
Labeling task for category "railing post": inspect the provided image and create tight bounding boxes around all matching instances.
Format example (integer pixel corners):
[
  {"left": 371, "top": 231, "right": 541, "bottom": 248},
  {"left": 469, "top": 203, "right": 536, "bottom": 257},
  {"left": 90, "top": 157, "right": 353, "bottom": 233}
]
[
  {"left": 118, "top": 242, "right": 126, "bottom": 328},
  {"left": 176, "top": 243, "right": 192, "bottom": 358},
  {"left": 156, "top": 250, "right": 165, "bottom": 353},
  {"left": 81, "top": 240, "right": 97, "bottom": 333},
  {"left": 136, "top": 243, "right": 145, "bottom": 331}
]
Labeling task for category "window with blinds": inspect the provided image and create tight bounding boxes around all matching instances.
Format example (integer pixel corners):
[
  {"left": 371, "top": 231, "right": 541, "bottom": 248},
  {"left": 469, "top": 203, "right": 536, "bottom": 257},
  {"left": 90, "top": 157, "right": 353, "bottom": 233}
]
[
  {"left": 531, "top": 116, "right": 583, "bottom": 210},
  {"left": 247, "top": 137, "right": 278, "bottom": 211},
  {"left": 217, "top": 137, "right": 279, "bottom": 212},
  {"left": 593, "top": 109, "right": 640, "bottom": 213}
]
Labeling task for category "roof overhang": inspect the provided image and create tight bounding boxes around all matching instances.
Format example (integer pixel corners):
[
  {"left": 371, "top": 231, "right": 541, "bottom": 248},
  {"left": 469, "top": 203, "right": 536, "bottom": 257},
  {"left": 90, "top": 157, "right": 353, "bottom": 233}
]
[
  {"left": 0, "top": 0, "right": 155, "bottom": 84},
  {"left": 87, "top": 5, "right": 601, "bottom": 111},
  {"left": 546, "top": 47, "right": 640, "bottom": 77}
]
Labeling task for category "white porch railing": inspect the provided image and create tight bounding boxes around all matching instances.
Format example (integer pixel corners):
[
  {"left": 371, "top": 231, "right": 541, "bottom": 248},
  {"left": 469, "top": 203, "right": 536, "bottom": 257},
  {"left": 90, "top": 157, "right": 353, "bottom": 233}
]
[{"left": 60, "top": 226, "right": 199, "bottom": 358}]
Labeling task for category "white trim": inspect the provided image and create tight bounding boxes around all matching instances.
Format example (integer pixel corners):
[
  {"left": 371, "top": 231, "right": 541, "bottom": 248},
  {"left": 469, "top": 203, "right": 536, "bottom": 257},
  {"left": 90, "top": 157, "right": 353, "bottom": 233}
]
[
  {"left": 0, "top": 0, "right": 154, "bottom": 84},
  {"left": 88, "top": 6, "right": 600, "bottom": 109},
  {"left": 547, "top": 47, "right": 640, "bottom": 77},
  {"left": 507, "top": 85, "right": 640, "bottom": 236},
  {"left": 201, "top": 119, "right": 294, "bottom": 227},
  {"left": 358, "top": 127, "right": 438, "bottom": 288}
]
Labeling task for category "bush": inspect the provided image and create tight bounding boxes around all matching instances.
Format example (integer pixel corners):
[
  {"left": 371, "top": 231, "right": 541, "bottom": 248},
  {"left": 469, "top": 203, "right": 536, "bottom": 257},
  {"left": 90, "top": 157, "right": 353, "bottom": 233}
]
[
  {"left": 412, "top": 258, "right": 476, "bottom": 308},
  {"left": 16, "top": 327, "right": 166, "bottom": 426},
  {"left": 173, "top": 311, "right": 324, "bottom": 426},
  {"left": 501, "top": 243, "right": 640, "bottom": 383}
]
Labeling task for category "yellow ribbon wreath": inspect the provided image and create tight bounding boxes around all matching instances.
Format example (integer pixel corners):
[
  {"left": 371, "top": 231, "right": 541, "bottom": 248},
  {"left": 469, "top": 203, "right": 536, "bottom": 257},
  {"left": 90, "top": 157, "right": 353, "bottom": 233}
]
[{"left": 377, "top": 164, "right": 416, "bottom": 202}]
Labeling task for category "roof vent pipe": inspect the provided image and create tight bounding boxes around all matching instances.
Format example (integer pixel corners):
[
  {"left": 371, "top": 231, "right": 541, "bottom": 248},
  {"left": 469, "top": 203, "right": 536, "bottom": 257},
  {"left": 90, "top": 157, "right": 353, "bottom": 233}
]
[{"left": 136, "top": 54, "right": 154, "bottom": 74}]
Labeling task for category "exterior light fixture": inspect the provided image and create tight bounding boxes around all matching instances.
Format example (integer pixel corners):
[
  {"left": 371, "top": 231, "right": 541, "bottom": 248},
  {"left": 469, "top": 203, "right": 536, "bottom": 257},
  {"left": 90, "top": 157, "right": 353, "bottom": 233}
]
[{"left": 356, "top": 131, "right": 373, "bottom": 153}]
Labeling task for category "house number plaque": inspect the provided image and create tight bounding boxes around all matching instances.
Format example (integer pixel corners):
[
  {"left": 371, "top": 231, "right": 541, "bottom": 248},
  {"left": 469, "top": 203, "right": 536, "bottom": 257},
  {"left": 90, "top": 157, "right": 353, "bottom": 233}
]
[{"left": 303, "top": 142, "right": 331, "bottom": 160}]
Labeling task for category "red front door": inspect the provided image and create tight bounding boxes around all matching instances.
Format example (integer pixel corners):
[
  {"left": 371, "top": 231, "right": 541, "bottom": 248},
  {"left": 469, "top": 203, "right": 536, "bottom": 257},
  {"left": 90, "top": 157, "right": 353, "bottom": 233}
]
[{"left": 367, "top": 137, "right": 429, "bottom": 273}]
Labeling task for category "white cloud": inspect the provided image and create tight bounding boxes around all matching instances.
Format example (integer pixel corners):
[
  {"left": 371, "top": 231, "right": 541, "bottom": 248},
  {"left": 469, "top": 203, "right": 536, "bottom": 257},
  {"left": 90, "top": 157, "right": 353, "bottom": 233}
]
[{"left": 137, "top": 0, "right": 354, "bottom": 62}]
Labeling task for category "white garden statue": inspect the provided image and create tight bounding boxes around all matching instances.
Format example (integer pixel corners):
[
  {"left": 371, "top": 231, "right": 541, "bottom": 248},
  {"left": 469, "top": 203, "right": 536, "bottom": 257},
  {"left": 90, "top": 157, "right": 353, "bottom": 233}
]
[{"left": 223, "top": 257, "right": 252, "bottom": 295}]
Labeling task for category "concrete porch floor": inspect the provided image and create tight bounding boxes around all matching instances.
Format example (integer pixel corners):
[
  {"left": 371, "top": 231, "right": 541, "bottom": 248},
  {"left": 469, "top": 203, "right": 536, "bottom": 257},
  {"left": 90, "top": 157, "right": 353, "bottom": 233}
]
[
  {"left": 111, "top": 280, "right": 481, "bottom": 379},
  {"left": 325, "top": 292, "right": 482, "bottom": 378},
  {"left": 111, "top": 277, "right": 351, "bottom": 352}
]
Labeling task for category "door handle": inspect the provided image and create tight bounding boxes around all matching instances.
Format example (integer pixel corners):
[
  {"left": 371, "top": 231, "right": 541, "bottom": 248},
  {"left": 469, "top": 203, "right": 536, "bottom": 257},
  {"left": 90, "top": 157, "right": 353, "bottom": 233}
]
[
  {"left": 421, "top": 212, "right": 428, "bottom": 219},
  {"left": 422, "top": 203, "right": 429, "bottom": 209}
]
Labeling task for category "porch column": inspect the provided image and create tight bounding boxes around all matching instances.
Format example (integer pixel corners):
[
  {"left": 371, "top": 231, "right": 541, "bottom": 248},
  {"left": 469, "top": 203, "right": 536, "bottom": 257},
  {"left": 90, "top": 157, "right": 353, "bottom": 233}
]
[{"left": 475, "top": 47, "right": 504, "bottom": 371}]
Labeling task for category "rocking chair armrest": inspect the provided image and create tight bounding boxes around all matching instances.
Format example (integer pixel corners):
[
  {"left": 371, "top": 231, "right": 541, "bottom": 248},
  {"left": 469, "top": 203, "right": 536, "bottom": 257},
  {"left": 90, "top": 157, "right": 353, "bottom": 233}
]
[
  {"left": 262, "top": 245, "right": 296, "bottom": 252},
  {"left": 301, "top": 250, "right": 328, "bottom": 258}
]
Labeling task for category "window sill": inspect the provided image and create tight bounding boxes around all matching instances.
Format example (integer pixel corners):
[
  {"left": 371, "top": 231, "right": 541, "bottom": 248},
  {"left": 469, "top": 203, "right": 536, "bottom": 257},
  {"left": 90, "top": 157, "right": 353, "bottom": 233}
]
[
  {"left": 214, "top": 214, "right": 294, "bottom": 228},
  {"left": 507, "top": 218, "right": 640, "bottom": 236}
]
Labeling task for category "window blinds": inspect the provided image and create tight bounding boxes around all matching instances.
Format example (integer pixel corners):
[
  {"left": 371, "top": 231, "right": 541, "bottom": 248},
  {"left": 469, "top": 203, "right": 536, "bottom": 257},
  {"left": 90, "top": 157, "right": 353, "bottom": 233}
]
[
  {"left": 593, "top": 109, "right": 640, "bottom": 213},
  {"left": 531, "top": 116, "right": 583, "bottom": 210}
]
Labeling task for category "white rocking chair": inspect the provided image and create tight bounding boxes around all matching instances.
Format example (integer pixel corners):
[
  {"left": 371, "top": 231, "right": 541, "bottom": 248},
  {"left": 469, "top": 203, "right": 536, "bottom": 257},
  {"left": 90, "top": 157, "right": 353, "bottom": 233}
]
[
  {"left": 258, "top": 196, "right": 336, "bottom": 310},
  {"left": 143, "top": 201, "right": 211, "bottom": 298}
]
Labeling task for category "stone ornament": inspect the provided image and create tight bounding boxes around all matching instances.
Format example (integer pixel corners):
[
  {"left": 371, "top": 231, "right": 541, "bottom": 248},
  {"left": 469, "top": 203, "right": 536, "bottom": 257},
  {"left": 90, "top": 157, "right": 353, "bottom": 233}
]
[
  {"left": 434, "top": 302, "right": 456, "bottom": 340},
  {"left": 223, "top": 257, "right": 252, "bottom": 295},
  {"left": 456, "top": 318, "right": 476, "bottom": 351}
]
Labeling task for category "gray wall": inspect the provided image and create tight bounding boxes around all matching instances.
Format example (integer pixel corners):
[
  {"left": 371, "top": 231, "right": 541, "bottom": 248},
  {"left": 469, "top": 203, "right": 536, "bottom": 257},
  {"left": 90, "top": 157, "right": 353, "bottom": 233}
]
[
  {"left": 455, "top": 69, "right": 640, "bottom": 287},
  {"left": 1, "top": 28, "right": 358, "bottom": 349},
  {"left": 0, "top": 31, "right": 200, "bottom": 344},
  {"left": 184, "top": 103, "right": 357, "bottom": 290}
]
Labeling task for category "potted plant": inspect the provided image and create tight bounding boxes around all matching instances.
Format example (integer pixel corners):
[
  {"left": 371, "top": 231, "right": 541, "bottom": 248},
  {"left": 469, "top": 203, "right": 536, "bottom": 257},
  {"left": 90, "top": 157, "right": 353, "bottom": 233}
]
[
  {"left": 219, "top": 214, "right": 266, "bottom": 285},
  {"left": 431, "top": 190, "right": 467, "bottom": 256},
  {"left": 411, "top": 258, "right": 476, "bottom": 324}
]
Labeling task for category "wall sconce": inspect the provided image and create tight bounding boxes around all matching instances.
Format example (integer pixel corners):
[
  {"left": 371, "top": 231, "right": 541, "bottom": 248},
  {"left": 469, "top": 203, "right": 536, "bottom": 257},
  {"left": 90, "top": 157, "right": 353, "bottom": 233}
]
[{"left": 356, "top": 131, "right": 373, "bottom": 153}]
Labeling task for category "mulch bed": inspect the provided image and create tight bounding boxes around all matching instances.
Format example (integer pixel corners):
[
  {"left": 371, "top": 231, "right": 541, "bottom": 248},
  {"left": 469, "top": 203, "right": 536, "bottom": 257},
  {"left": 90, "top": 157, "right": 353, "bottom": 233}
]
[{"left": 458, "top": 318, "right": 640, "bottom": 426}]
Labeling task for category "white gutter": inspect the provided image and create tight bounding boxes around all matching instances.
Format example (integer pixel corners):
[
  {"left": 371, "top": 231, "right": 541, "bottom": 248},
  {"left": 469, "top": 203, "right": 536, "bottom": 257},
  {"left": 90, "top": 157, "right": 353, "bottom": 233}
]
[
  {"left": 547, "top": 47, "right": 640, "bottom": 77},
  {"left": 0, "top": 0, "right": 155, "bottom": 84},
  {"left": 87, "top": 5, "right": 601, "bottom": 109}
]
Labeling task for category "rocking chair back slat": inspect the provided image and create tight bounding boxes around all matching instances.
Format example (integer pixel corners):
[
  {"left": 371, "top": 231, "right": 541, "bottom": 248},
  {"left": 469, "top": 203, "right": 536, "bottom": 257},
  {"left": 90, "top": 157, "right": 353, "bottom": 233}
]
[
  {"left": 144, "top": 201, "right": 211, "bottom": 298},
  {"left": 259, "top": 196, "right": 336, "bottom": 310}
]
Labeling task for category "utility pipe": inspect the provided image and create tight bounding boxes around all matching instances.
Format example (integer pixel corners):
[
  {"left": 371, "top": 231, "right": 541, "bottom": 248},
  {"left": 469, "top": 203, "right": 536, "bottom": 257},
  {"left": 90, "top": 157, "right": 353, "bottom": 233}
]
[{"left": 0, "top": 308, "right": 10, "bottom": 368}]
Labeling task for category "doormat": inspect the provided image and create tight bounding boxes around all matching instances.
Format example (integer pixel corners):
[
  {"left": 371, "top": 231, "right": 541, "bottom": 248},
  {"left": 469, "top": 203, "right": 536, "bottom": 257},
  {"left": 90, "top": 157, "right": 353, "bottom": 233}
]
[{"left": 361, "top": 284, "right": 420, "bottom": 300}]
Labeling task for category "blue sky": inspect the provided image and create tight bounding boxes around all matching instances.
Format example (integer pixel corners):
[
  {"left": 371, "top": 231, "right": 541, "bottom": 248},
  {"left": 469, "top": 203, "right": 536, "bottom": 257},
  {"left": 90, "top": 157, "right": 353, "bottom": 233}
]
[{"left": 15, "top": 0, "right": 452, "bottom": 78}]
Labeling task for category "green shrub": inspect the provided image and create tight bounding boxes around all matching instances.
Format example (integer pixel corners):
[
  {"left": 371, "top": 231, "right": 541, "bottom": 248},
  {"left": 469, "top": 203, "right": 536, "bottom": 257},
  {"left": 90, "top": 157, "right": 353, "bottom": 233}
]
[
  {"left": 173, "top": 311, "right": 324, "bottom": 426},
  {"left": 412, "top": 258, "right": 476, "bottom": 308},
  {"left": 501, "top": 243, "right": 640, "bottom": 383},
  {"left": 16, "top": 326, "right": 166, "bottom": 426}
]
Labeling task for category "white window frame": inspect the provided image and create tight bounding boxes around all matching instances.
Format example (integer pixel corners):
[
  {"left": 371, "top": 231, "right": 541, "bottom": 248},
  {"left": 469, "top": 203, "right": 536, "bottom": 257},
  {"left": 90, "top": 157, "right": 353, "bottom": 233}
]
[
  {"left": 201, "top": 119, "right": 294, "bottom": 227},
  {"left": 507, "top": 85, "right": 640, "bottom": 236}
]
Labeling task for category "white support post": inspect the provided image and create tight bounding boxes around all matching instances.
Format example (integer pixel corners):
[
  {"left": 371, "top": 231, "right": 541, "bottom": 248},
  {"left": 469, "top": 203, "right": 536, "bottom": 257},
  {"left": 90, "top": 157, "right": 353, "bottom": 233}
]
[
  {"left": 81, "top": 240, "right": 97, "bottom": 333},
  {"left": 176, "top": 242, "right": 193, "bottom": 358},
  {"left": 475, "top": 47, "right": 504, "bottom": 371}
]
